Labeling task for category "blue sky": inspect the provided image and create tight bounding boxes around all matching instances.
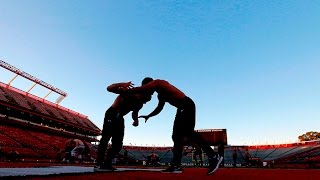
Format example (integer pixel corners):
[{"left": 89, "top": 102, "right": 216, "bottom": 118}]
[{"left": 1, "top": 0, "right": 320, "bottom": 146}]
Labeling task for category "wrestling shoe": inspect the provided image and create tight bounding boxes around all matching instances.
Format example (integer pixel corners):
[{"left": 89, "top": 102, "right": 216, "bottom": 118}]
[
  {"left": 207, "top": 154, "right": 223, "bottom": 175},
  {"left": 161, "top": 165, "right": 182, "bottom": 173}
]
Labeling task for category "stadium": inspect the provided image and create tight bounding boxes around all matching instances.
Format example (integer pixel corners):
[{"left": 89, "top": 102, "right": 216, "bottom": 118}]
[{"left": 0, "top": 60, "right": 320, "bottom": 179}]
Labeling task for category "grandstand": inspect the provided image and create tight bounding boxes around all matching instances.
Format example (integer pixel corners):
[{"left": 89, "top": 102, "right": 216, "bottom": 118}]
[
  {"left": 224, "top": 141, "right": 320, "bottom": 168},
  {"left": 115, "top": 140, "right": 320, "bottom": 169},
  {"left": 0, "top": 60, "right": 101, "bottom": 162}
]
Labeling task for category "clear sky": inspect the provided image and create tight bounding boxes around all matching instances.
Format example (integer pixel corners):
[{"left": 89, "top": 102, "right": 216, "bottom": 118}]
[{"left": 1, "top": 0, "right": 320, "bottom": 146}]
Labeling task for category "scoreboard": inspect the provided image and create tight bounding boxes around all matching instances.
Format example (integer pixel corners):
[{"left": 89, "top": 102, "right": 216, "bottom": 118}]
[{"left": 195, "top": 129, "right": 227, "bottom": 146}]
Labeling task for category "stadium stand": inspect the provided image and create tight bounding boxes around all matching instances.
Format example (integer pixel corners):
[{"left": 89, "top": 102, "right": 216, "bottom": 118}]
[
  {"left": 112, "top": 141, "right": 320, "bottom": 169},
  {"left": 0, "top": 81, "right": 101, "bottom": 162}
]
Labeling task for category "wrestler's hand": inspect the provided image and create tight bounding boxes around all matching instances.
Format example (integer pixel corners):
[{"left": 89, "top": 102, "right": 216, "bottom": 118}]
[
  {"left": 138, "top": 115, "right": 150, "bottom": 123},
  {"left": 107, "top": 81, "right": 134, "bottom": 94},
  {"left": 132, "top": 120, "right": 139, "bottom": 127},
  {"left": 122, "top": 81, "right": 134, "bottom": 89}
]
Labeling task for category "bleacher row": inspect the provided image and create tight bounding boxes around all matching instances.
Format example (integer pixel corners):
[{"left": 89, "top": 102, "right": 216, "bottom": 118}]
[
  {"left": 0, "top": 83, "right": 100, "bottom": 161},
  {"left": 0, "top": 84, "right": 99, "bottom": 133},
  {"left": 0, "top": 120, "right": 97, "bottom": 160},
  {"left": 117, "top": 146, "right": 210, "bottom": 165},
  {"left": 116, "top": 143, "right": 320, "bottom": 166},
  {"left": 119, "top": 148, "right": 172, "bottom": 164},
  {"left": 223, "top": 144, "right": 320, "bottom": 166}
]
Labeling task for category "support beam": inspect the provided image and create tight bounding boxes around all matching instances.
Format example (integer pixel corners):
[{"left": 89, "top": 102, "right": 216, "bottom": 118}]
[
  {"left": 27, "top": 83, "right": 37, "bottom": 93},
  {"left": 8, "top": 74, "right": 19, "bottom": 86},
  {"left": 43, "top": 90, "right": 53, "bottom": 99},
  {"left": 0, "top": 60, "right": 67, "bottom": 97}
]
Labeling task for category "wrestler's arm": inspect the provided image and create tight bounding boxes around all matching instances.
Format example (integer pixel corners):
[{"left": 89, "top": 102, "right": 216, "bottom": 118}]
[
  {"left": 139, "top": 97, "right": 165, "bottom": 123},
  {"left": 107, "top": 82, "right": 134, "bottom": 94},
  {"left": 131, "top": 104, "right": 143, "bottom": 127}
]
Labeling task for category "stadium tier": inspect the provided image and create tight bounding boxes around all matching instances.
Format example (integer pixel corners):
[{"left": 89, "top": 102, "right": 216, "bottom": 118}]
[
  {"left": 0, "top": 82, "right": 100, "bottom": 135},
  {"left": 114, "top": 141, "right": 320, "bottom": 168},
  {"left": 0, "top": 82, "right": 100, "bottom": 162}
]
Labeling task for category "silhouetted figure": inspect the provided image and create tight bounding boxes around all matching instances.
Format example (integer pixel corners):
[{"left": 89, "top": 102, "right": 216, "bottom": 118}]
[
  {"left": 123, "top": 147, "right": 128, "bottom": 165},
  {"left": 64, "top": 139, "right": 86, "bottom": 163},
  {"left": 7, "top": 150, "right": 20, "bottom": 162},
  {"left": 148, "top": 152, "right": 159, "bottom": 166},
  {"left": 270, "top": 160, "right": 275, "bottom": 168},
  {"left": 232, "top": 149, "right": 237, "bottom": 167},
  {"left": 64, "top": 139, "right": 74, "bottom": 163},
  {"left": 117, "top": 78, "right": 223, "bottom": 175},
  {"left": 245, "top": 149, "right": 251, "bottom": 167},
  {"left": 71, "top": 139, "right": 85, "bottom": 161},
  {"left": 0, "top": 147, "right": 4, "bottom": 161},
  {"left": 193, "top": 146, "right": 203, "bottom": 166},
  {"left": 94, "top": 78, "right": 153, "bottom": 172},
  {"left": 81, "top": 142, "right": 92, "bottom": 163},
  {"left": 56, "top": 149, "right": 65, "bottom": 163}
]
